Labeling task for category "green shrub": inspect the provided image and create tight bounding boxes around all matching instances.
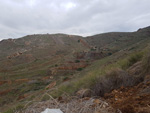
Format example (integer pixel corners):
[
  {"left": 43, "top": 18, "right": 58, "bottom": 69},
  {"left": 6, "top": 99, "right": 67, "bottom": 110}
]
[
  {"left": 75, "top": 60, "right": 80, "bottom": 63},
  {"left": 63, "top": 76, "right": 69, "bottom": 81},
  {"left": 121, "top": 52, "right": 144, "bottom": 69},
  {"left": 55, "top": 64, "right": 58, "bottom": 67},
  {"left": 91, "top": 48, "right": 96, "bottom": 51},
  {"left": 108, "top": 52, "right": 112, "bottom": 56},
  {"left": 86, "top": 60, "right": 89, "bottom": 63},
  {"left": 77, "top": 68, "right": 83, "bottom": 71}
]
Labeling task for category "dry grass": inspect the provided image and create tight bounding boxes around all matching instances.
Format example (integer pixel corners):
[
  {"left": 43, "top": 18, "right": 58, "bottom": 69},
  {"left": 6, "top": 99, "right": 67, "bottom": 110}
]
[
  {"left": 92, "top": 68, "right": 142, "bottom": 97},
  {"left": 23, "top": 92, "right": 117, "bottom": 113},
  {"left": 142, "top": 51, "right": 150, "bottom": 75}
]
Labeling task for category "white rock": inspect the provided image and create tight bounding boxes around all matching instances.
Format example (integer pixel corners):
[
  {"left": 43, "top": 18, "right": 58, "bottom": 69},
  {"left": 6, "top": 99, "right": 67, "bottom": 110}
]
[{"left": 41, "top": 108, "right": 63, "bottom": 113}]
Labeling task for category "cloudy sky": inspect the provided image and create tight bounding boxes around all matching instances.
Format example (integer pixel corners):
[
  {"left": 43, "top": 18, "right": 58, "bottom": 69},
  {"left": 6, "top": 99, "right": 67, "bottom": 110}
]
[{"left": 0, "top": 0, "right": 150, "bottom": 40}]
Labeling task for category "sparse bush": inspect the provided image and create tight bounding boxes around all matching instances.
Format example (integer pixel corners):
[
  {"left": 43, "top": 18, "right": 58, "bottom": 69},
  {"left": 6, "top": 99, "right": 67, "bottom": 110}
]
[
  {"left": 86, "top": 60, "right": 89, "bottom": 63},
  {"left": 75, "top": 60, "right": 80, "bottom": 63},
  {"left": 108, "top": 52, "right": 112, "bottom": 56},
  {"left": 92, "top": 68, "right": 140, "bottom": 96},
  {"left": 91, "top": 48, "right": 96, "bottom": 51},
  {"left": 55, "top": 64, "right": 58, "bottom": 67},
  {"left": 77, "top": 68, "right": 83, "bottom": 71},
  {"left": 63, "top": 76, "right": 69, "bottom": 81}
]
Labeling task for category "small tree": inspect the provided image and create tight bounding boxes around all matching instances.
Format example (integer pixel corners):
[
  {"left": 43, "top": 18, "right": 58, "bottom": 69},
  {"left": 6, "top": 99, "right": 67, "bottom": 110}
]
[
  {"left": 77, "top": 68, "right": 83, "bottom": 71},
  {"left": 75, "top": 60, "right": 80, "bottom": 63}
]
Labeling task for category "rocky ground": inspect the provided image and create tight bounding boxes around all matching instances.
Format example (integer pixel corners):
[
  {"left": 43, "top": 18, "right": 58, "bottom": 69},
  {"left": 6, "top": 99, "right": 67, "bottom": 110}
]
[{"left": 104, "top": 75, "right": 150, "bottom": 113}]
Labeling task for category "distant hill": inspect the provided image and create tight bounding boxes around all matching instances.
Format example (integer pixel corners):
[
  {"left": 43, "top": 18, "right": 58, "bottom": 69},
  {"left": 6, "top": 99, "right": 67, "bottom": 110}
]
[
  {"left": 86, "top": 26, "right": 150, "bottom": 51},
  {"left": 0, "top": 34, "right": 89, "bottom": 68}
]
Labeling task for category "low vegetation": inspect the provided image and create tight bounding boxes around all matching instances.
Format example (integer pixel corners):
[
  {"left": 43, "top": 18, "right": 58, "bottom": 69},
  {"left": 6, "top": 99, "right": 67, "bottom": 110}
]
[
  {"left": 92, "top": 68, "right": 134, "bottom": 96},
  {"left": 120, "top": 51, "right": 144, "bottom": 70},
  {"left": 1, "top": 27, "right": 150, "bottom": 112},
  {"left": 142, "top": 50, "right": 150, "bottom": 74},
  {"left": 49, "top": 48, "right": 148, "bottom": 98}
]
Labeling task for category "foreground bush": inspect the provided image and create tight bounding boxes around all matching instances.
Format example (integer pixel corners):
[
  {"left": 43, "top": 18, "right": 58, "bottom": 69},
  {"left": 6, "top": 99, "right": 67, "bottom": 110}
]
[{"left": 92, "top": 68, "right": 142, "bottom": 96}]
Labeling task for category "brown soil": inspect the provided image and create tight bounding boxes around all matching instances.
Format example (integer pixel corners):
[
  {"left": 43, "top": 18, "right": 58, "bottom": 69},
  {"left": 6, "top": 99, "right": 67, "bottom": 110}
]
[{"left": 104, "top": 75, "right": 150, "bottom": 113}]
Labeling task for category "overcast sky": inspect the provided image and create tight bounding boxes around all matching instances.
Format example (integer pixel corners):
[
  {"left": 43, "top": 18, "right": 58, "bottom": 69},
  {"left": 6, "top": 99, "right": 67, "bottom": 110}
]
[{"left": 0, "top": 0, "right": 150, "bottom": 40}]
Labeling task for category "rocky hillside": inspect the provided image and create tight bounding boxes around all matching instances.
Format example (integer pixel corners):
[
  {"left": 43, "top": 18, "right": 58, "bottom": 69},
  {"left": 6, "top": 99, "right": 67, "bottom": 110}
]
[
  {"left": 0, "top": 34, "right": 89, "bottom": 68},
  {"left": 0, "top": 26, "right": 150, "bottom": 113}
]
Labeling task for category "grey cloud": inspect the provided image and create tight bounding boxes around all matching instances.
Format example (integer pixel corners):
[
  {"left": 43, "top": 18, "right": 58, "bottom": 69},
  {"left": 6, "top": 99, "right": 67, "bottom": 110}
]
[{"left": 0, "top": 0, "right": 150, "bottom": 40}]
